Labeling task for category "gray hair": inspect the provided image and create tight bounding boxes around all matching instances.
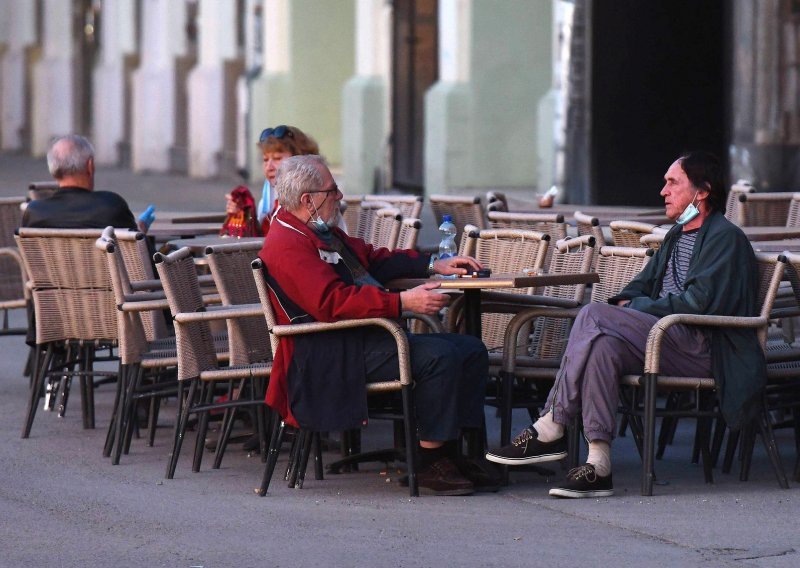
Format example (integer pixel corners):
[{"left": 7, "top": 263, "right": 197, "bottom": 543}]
[
  {"left": 274, "top": 154, "right": 328, "bottom": 210},
  {"left": 47, "top": 134, "right": 95, "bottom": 179}
]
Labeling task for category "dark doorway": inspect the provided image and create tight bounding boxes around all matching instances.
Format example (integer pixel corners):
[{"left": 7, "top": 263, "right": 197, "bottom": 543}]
[
  {"left": 591, "top": 0, "right": 728, "bottom": 206},
  {"left": 391, "top": 0, "right": 438, "bottom": 193}
]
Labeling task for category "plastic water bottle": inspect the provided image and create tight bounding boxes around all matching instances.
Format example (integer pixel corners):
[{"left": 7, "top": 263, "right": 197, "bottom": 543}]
[{"left": 438, "top": 214, "right": 457, "bottom": 260}]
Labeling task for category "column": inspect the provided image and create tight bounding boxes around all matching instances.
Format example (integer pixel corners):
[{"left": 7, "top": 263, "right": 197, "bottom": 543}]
[
  {"left": 424, "top": 0, "right": 552, "bottom": 198},
  {"left": 341, "top": 0, "right": 391, "bottom": 195},
  {"left": 0, "top": 0, "right": 36, "bottom": 150},
  {"left": 92, "top": 0, "right": 136, "bottom": 165},
  {"left": 31, "top": 0, "right": 75, "bottom": 156},
  {"left": 248, "top": 0, "right": 355, "bottom": 175},
  {"left": 186, "top": 0, "right": 237, "bottom": 178}
]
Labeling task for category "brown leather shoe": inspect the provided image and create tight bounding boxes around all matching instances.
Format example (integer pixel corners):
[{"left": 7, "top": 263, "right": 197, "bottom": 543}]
[{"left": 416, "top": 457, "right": 474, "bottom": 496}]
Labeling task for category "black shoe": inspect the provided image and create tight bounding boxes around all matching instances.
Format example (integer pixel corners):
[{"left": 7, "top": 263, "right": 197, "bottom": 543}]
[
  {"left": 549, "top": 464, "right": 613, "bottom": 498},
  {"left": 485, "top": 426, "right": 567, "bottom": 466},
  {"left": 242, "top": 434, "right": 260, "bottom": 452},
  {"left": 416, "top": 457, "right": 475, "bottom": 496},
  {"left": 454, "top": 456, "right": 503, "bottom": 492}
]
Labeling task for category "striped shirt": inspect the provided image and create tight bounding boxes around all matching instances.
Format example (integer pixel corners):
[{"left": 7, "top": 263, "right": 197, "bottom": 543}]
[{"left": 660, "top": 229, "right": 698, "bottom": 297}]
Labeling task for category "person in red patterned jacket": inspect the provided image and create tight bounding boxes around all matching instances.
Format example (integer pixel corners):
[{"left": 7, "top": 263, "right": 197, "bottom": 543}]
[{"left": 259, "top": 154, "right": 497, "bottom": 496}]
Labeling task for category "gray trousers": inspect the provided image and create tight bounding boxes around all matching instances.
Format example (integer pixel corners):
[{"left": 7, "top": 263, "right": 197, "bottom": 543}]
[{"left": 544, "top": 303, "right": 712, "bottom": 443}]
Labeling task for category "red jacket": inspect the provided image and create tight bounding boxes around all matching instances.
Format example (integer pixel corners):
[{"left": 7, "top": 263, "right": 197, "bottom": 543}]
[{"left": 259, "top": 207, "right": 429, "bottom": 429}]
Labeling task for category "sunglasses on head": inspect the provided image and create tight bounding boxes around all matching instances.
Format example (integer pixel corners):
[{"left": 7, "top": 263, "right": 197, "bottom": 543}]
[{"left": 259, "top": 125, "right": 294, "bottom": 144}]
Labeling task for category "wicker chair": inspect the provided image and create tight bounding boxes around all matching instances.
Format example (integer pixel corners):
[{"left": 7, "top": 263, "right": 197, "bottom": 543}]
[
  {"left": 154, "top": 247, "right": 271, "bottom": 480},
  {"left": 366, "top": 207, "right": 402, "bottom": 250},
  {"left": 0, "top": 197, "right": 28, "bottom": 338},
  {"left": 395, "top": 218, "right": 422, "bottom": 251},
  {"left": 609, "top": 220, "right": 669, "bottom": 247},
  {"left": 486, "top": 191, "right": 509, "bottom": 212},
  {"left": 16, "top": 228, "right": 119, "bottom": 438},
  {"left": 251, "top": 257, "right": 420, "bottom": 496},
  {"left": 619, "top": 253, "right": 789, "bottom": 495},
  {"left": 640, "top": 232, "right": 665, "bottom": 250},
  {"left": 451, "top": 228, "right": 550, "bottom": 350},
  {"left": 736, "top": 192, "right": 794, "bottom": 227},
  {"left": 363, "top": 194, "right": 423, "bottom": 219},
  {"left": 429, "top": 194, "right": 487, "bottom": 243},
  {"left": 497, "top": 245, "right": 651, "bottom": 448},
  {"left": 351, "top": 200, "right": 393, "bottom": 241},
  {"left": 204, "top": 240, "right": 273, "bottom": 467},
  {"left": 340, "top": 195, "right": 365, "bottom": 235}
]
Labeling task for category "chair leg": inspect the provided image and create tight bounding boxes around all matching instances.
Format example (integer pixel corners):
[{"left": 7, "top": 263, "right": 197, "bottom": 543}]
[
  {"left": 641, "top": 373, "right": 657, "bottom": 496},
  {"left": 192, "top": 382, "right": 215, "bottom": 473},
  {"left": 402, "top": 385, "right": 419, "bottom": 497},
  {"left": 739, "top": 421, "right": 756, "bottom": 482},
  {"left": 258, "top": 418, "right": 286, "bottom": 496},
  {"left": 213, "top": 381, "right": 239, "bottom": 469},
  {"left": 314, "top": 433, "right": 324, "bottom": 480},
  {"left": 166, "top": 380, "right": 196, "bottom": 479},
  {"left": 499, "top": 370, "right": 514, "bottom": 447},
  {"left": 112, "top": 364, "right": 141, "bottom": 465},
  {"left": 147, "top": 394, "right": 160, "bottom": 447},
  {"left": 722, "top": 429, "right": 740, "bottom": 474},
  {"left": 758, "top": 409, "right": 789, "bottom": 489},
  {"left": 710, "top": 416, "right": 727, "bottom": 468},
  {"left": 567, "top": 414, "right": 581, "bottom": 470},
  {"left": 287, "top": 430, "right": 307, "bottom": 488},
  {"left": 21, "top": 343, "right": 53, "bottom": 438},
  {"left": 104, "top": 363, "right": 125, "bottom": 457},
  {"left": 295, "top": 431, "right": 314, "bottom": 489}
]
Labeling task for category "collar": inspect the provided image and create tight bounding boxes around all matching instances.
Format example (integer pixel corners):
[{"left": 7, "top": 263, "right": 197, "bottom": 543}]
[{"left": 274, "top": 206, "right": 346, "bottom": 251}]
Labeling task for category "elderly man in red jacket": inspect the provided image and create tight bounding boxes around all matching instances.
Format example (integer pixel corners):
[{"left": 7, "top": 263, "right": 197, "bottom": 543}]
[{"left": 259, "top": 154, "right": 496, "bottom": 496}]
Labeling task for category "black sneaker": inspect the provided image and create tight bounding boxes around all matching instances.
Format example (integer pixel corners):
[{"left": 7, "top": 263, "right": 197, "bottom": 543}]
[
  {"left": 454, "top": 456, "right": 503, "bottom": 493},
  {"left": 548, "top": 463, "right": 613, "bottom": 498},
  {"left": 485, "top": 426, "right": 567, "bottom": 466}
]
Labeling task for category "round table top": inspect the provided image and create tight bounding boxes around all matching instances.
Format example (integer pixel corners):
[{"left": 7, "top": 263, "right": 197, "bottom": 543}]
[{"left": 166, "top": 235, "right": 263, "bottom": 254}]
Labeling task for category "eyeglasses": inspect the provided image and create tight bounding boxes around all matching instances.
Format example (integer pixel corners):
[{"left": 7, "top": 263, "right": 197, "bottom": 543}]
[
  {"left": 258, "top": 125, "right": 294, "bottom": 144},
  {"left": 307, "top": 185, "right": 341, "bottom": 197}
]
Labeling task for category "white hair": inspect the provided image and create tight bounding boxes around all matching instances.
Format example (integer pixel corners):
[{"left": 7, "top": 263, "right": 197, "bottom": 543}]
[{"left": 47, "top": 134, "right": 94, "bottom": 179}]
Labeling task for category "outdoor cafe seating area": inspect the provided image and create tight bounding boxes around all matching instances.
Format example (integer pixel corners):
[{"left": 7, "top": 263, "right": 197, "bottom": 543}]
[{"left": 2, "top": 182, "right": 800, "bottom": 498}]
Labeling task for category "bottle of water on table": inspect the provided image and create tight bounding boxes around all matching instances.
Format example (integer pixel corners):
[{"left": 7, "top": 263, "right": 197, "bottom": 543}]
[{"left": 437, "top": 215, "right": 457, "bottom": 277}]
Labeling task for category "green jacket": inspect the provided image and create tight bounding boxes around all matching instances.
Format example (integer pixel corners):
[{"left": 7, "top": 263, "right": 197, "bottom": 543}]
[{"left": 611, "top": 211, "right": 764, "bottom": 429}]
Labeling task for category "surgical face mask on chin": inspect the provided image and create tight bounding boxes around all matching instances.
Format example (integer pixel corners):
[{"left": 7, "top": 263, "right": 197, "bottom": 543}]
[
  {"left": 308, "top": 202, "right": 337, "bottom": 233},
  {"left": 676, "top": 192, "right": 700, "bottom": 225}
]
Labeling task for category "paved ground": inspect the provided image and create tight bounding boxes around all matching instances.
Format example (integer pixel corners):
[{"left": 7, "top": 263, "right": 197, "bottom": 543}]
[{"left": 1, "top": 152, "right": 799, "bottom": 567}]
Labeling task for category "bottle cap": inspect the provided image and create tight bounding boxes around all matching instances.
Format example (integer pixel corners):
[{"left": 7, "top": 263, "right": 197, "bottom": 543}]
[{"left": 442, "top": 214, "right": 452, "bottom": 223}]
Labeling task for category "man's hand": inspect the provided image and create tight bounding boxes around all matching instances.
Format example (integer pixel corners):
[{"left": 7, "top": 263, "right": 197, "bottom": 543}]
[
  {"left": 400, "top": 283, "right": 450, "bottom": 315},
  {"left": 433, "top": 255, "right": 482, "bottom": 276}
]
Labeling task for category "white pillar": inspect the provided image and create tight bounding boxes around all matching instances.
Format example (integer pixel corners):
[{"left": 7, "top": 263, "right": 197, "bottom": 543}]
[
  {"left": 341, "top": 0, "right": 392, "bottom": 194},
  {"left": 186, "top": 0, "right": 237, "bottom": 178},
  {"left": 92, "top": 0, "right": 136, "bottom": 165},
  {"left": 131, "top": 0, "right": 187, "bottom": 172},
  {"left": 31, "top": 0, "right": 75, "bottom": 156},
  {"left": 0, "top": 0, "right": 36, "bottom": 150}
]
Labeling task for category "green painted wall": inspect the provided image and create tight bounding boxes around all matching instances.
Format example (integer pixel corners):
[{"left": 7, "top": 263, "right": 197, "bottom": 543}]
[
  {"left": 425, "top": 0, "right": 552, "bottom": 196},
  {"left": 249, "top": 0, "right": 355, "bottom": 175}
]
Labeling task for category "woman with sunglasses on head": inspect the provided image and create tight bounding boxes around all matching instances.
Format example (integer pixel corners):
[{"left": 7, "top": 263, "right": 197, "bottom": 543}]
[{"left": 256, "top": 125, "right": 320, "bottom": 235}]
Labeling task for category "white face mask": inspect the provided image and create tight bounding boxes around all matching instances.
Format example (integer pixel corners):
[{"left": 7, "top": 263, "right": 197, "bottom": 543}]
[{"left": 676, "top": 191, "right": 700, "bottom": 225}]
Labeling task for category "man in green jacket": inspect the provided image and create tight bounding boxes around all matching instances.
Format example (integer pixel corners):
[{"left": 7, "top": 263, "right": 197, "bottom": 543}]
[{"left": 486, "top": 151, "right": 762, "bottom": 498}]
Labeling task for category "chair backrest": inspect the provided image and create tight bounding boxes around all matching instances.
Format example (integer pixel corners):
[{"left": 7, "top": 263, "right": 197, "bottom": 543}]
[
  {"left": 785, "top": 193, "right": 800, "bottom": 227},
  {"left": 340, "top": 195, "right": 365, "bottom": 235},
  {"left": 591, "top": 246, "right": 654, "bottom": 303},
  {"left": 154, "top": 247, "right": 218, "bottom": 380},
  {"left": 458, "top": 224, "right": 480, "bottom": 257},
  {"left": 27, "top": 181, "right": 59, "bottom": 201},
  {"left": 205, "top": 241, "right": 271, "bottom": 366},
  {"left": 524, "top": 236, "right": 598, "bottom": 359},
  {"left": 16, "top": 227, "right": 117, "bottom": 344},
  {"left": 736, "top": 192, "right": 794, "bottom": 227},
  {"left": 396, "top": 218, "right": 422, "bottom": 251},
  {"left": 429, "top": 194, "right": 487, "bottom": 243},
  {"left": 366, "top": 207, "right": 402, "bottom": 250},
  {"left": 0, "top": 197, "right": 27, "bottom": 307},
  {"left": 488, "top": 211, "right": 568, "bottom": 268},
  {"left": 753, "top": 253, "right": 788, "bottom": 346},
  {"left": 352, "top": 200, "right": 392, "bottom": 241},
  {"left": 250, "top": 258, "right": 280, "bottom": 356},
  {"left": 725, "top": 182, "right": 754, "bottom": 222},
  {"left": 485, "top": 191, "right": 508, "bottom": 212},
  {"left": 640, "top": 233, "right": 665, "bottom": 250},
  {"left": 462, "top": 228, "right": 550, "bottom": 350},
  {"left": 573, "top": 210, "right": 606, "bottom": 247},
  {"left": 363, "top": 194, "right": 423, "bottom": 219},
  {"left": 113, "top": 229, "right": 168, "bottom": 340},
  {"left": 609, "top": 220, "right": 667, "bottom": 247}
]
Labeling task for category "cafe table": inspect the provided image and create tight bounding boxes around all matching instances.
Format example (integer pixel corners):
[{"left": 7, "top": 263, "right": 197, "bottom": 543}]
[
  {"left": 751, "top": 238, "right": 800, "bottom": 253},
  {"left": 147, "top": 222, "right": 223, "bottom": 239},
  {"left": 165, "top": 235, "right": 263, "bottom": 255},
  {"left": 387, "top": 271, "right": 599, "bottom": 338}
]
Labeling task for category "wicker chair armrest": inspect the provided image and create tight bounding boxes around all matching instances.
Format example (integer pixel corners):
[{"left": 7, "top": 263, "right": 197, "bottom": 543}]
[
  {"left": 643, "top": 313, "right": 768, "bottom": 374},
  {"left": 479, "top": 290, "right": 580, "bottom": 309},
  {"left": 272, "top": 318, "right": 411, "bottom": 385},
  {"left": 502, "top": 306, "right": 582, "bottom": 372},
  {"left": 129, "top": 278, "right": 163, "bottom": 292},
  {"left": 173, "top": 303, "right": 263, "bottom": 324},
  {"left": 401, "top": 311, "right": 445, "bottom": 333},
  {"left": 0, "top": 246, "right": 29, "bottom": 298},
  {"left": 119, "top": 298, "right": 171, "bottom": 313},
  {"left": 121, "top": 290, "right": 167, "bottom": 303}
]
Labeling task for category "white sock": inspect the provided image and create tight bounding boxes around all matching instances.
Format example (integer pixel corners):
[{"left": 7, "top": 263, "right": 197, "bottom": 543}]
[
  {"left": 587, "top": 440, "right": 611, "bottom": 477},
  {"left": 532, "top": 411, "right": 564, "bottom": 443}
]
